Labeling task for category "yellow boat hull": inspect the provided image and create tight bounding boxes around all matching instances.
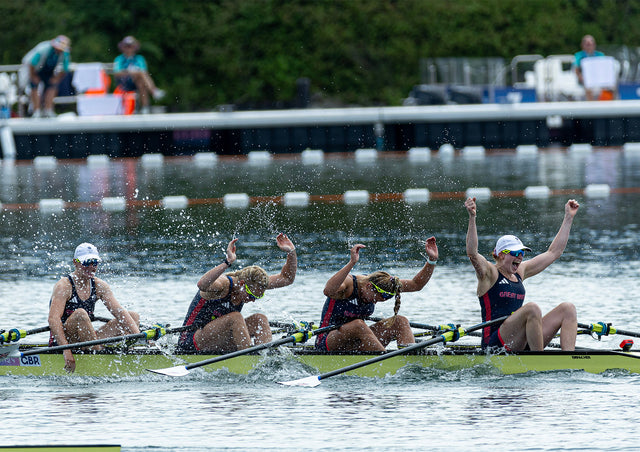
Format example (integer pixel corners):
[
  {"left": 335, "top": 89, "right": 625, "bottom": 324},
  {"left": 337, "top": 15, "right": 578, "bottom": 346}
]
[{"left": 2, "top": 346, "right": 640, "bottom": 377}]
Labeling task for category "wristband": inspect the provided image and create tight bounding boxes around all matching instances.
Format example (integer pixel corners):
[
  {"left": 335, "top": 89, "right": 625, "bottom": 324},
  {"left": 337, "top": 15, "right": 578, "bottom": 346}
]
[
  {"left": 223, "top": 258, "right": 231, "bottom": 267},
  {"left": 427, "top": 258, "right": 437, "bottom": 266}
]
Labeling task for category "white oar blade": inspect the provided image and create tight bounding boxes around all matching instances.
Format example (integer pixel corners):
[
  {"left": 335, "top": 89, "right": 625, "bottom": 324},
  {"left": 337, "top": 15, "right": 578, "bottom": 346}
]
[
  {"left": 278, "top": 375, "right": 321, "bottom": 387},
  {"left": 147, "top": 365, "right": 190, "bottom": 377},
  {"left": 0, "top": 344, "right": 20, "bottom": 359}
]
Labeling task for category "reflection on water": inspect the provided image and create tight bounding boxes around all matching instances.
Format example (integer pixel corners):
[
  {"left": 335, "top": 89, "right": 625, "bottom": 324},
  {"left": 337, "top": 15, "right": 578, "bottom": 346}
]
[{"left": 2, "top": 148, "right": 640, "bottom": 451}]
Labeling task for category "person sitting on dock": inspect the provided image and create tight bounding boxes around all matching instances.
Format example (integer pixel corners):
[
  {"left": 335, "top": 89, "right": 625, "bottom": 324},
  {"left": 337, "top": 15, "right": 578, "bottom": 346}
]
[
  {"left": 113, "top": 36, "right": 165, "bottom": 114},
  {"left": 574, "top": 34, "right": 605, "bottom": 101},
  {"left": 464, "top": 197, "right": 580, "bottom": 352},
  {"left": 48, "top": 243, "right": 140, "bottom": 373},
  {"left": 178, "top": 234, "right": 297, "bottom": 353},
  {"left": 21, "top": 35, "right": 71, "bottom": 118},
  {"left": 315, "top": 238, "right": 438, "bottom": 352}
]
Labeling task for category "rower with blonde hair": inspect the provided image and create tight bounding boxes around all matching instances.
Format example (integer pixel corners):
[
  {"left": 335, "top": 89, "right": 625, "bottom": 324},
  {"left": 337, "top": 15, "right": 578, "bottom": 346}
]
[
  {"left": 315, "top": 238, "right": 438, "bottom": 352},
  {"left": 178, "top": 234, "right": 297, "bottom": 353}
]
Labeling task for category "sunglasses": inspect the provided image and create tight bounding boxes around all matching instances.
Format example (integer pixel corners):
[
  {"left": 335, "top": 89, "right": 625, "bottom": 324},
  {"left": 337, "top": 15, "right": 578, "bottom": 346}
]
[
  {"left": 76, "top": 258, "right": 100, "bottom": 267},
  {"left": 371, "top": 282, "right": 396, "bottom": 300},
  {"left": 244, "top": 283, "right": 265, "bottom": 300},
  {"left": 501, "top": 249, "right": 525, "bottom": 258}
]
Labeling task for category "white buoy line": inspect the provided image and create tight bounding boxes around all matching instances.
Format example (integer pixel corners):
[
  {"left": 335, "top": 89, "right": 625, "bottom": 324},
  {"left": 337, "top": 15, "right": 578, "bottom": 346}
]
[
  {"left": 7, "top": 141, "right": 640, "bottom": 169},
  {"left": 0, "top": 182, "right": 622, "bottom": 214},
  {"left": 1, "top": 143, "right": 634, "bottom": 212}
]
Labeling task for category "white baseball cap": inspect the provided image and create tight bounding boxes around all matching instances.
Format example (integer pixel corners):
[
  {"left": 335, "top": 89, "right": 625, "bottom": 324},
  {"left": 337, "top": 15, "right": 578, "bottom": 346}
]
[
  {"left": 494, "top": 235, "right": 532, "bottom": 255},
  {"left": 74, "top": 243, "right": 101, "bottom": 262}
]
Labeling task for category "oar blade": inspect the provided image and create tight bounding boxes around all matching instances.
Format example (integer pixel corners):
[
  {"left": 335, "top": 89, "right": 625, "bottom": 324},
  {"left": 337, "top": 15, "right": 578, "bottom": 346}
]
[
  {"left": 278, "top": 375, "right": 321, "bottom": 387},
  {"left": 147, "top": 365, "right": 190, "bottom": 377}
]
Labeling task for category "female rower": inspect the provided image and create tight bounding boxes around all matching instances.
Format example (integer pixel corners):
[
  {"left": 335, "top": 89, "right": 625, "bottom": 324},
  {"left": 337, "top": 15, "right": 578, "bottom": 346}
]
[
  {"left": 465, "top": 197, "right": 580, "bottom": 351},
  {"left": 48, "top": 243, "right": 140, "bottom": 373},
  {"left": 178, "top": 233, "right": 297, "bottom": 353},
  {"left": 315, "top": 237, "right": 438, "bottom": 352}
]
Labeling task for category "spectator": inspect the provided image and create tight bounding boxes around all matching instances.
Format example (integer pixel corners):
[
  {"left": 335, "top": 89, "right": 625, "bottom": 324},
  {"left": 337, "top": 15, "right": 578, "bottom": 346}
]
[
  {"left": 113, "top": 36, "right": 165, "bottom": 114},
  {"left": 21, "top": 35, "right": 71, "bottom": 118},
  {"left": 574, "top": 35, "right": 605, "bottom": 100}
]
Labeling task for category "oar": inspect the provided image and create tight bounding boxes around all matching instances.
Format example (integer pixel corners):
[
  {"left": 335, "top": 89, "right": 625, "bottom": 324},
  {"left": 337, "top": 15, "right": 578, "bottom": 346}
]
[
  {"left": 0, "top": 325, "right": 51, "bottom": 344},
  {"left": 278, "top": 316, "right": 509, "bottom": 387},
  {"left": 0, "top": 315, "right": 116, "bottom": 345},
  {"left": 148, "top": 323, "right": 338, "bottom": 377},
  {"left": 20, "top": 324, "right": 194, "bottom": 356},
  {"left": 579, "top": 321, "right": 640, "bottom": 339},
  {"left": 368, "top": 316, "right": 486, "bottom": 341}
]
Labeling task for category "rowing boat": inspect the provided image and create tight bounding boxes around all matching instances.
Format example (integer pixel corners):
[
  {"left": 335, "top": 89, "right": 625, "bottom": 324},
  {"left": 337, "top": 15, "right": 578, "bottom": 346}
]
[{"left": 2, "top": 344, "right": 639, "bottom": 377}]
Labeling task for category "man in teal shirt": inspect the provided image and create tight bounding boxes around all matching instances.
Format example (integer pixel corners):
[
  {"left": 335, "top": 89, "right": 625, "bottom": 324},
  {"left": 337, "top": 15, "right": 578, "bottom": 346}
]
[{"left": 21, "top": 35, "right": 71, "bottom": 118}]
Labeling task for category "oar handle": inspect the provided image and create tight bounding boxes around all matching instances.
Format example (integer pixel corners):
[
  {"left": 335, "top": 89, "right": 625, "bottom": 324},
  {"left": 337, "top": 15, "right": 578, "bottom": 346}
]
[
  {"left": 579, "top": 322, "right": 640, "bottom": 339},
  {"left": 369, "top": 316, "right": 484, "bottom": 338},
  {"left": 21, "top": 324, "right": 195, "bottom": 356},
  {"left": 316, "top": 316, "right": 508, "bottom": 382}
]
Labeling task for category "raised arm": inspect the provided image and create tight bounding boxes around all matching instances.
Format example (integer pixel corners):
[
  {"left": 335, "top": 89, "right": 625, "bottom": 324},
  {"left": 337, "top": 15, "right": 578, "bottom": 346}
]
[
  {"left": 400, "top": 237, "right": 438, "bottom": 292},
  {"left": 323, "top": 244, "right": 364, "bottom": 298},
  {"left": 465, "top": 197, "right": 496, "bottom": 295},
  {"left": 268, "top": 233, "right": 297, "bottom": 289},
  {"left": 197, "top": 238, "right": 238, "bottom": 293},
  {"left": 520, "top": 199, "right": 580, "bottom": 280}
]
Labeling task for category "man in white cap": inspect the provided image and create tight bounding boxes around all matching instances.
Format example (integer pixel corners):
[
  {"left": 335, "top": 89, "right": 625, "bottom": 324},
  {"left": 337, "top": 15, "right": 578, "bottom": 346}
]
[
  {"left": 21, "top": 35, "right": 71, "bottom": 118},
  {"left": 465, "top": 198, "right": 580, "bottom": 352},
  {"left": 48, "top": 242, "right": 140, "bottom": 373}
]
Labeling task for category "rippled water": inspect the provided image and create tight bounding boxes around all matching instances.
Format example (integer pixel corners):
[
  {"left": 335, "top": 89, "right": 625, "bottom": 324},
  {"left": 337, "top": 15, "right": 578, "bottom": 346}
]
[{"left": 1, "top": 147, "right": 640, "bottom": 451}]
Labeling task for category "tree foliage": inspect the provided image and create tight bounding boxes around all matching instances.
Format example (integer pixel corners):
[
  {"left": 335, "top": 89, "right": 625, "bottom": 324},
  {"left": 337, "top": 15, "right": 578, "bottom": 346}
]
[{"left": 2, "top": 0, "right": 640, "bottom": 111}]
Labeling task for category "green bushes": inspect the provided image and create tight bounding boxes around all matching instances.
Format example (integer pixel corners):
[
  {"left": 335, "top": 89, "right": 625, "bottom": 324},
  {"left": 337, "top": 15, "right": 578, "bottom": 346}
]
[{"left": 2, "top": 0, "right": 640, "bottom": 111}]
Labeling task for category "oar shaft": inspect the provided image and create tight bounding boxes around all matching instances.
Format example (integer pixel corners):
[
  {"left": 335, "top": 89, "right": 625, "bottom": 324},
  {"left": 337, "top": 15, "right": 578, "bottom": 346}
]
[
  {"left": 21, "top": 325, "right": 194, "bottom": 356},
  {"left": 185, "top": 324, "right": 336, "bottom": 371},
  {"left": 317, "top": 316, "right": 508, "bottom": 382}
]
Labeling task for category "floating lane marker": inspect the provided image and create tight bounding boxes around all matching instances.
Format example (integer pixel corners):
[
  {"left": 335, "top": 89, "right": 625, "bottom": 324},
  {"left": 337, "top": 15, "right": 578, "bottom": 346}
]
[
  {"left": 524, "top": 185, "right": 551, "bottom": 199},
  {"left": 248, "top": 150, "right": 272, "bottom": 165},
  {"left": 141, "top": 153, "right": 164, "bottom": 167},
  {"left": 193, "top": 152, "right": 218, "bottom": 166},
  {"left": 223, "top": 193, "right": 250, "bottom": 208},
  {"left": 301, "top": 149, "right": 324, "bottom": 164},
  {"left": 516, "top": 144, "right": 539, "bottom": 155},
  {"left": 162, "top": 195, "right": 189, "bottom": 209},
  {"left": 584, "top": 184, "right": 610, "bottom": 198},
  {"left": 403, "top": 188, "right": 430, "bottom": 204},
  {"left": 569, "top": 143, "right": 593, "bottom": 153},
  {"left": 343, "top": 190, "right": 369, "bottom": 205},
  {"left": 439, "top": 143, "right": 455, "bottom": 156},
  {"left": 407, "top": 147, "right": 431, "bottom": 162},
  {"left": 33, "top": 156, "right": 57, "bottom": 169},
  {"left": 101, "top": 197, "right": 127, "bottom": 212},
  {"left": 87, "top": 154, "right": 110, "bottom": 167},
  {"left": 466, "top": 187, "right": 491, "bottom": 200},
  {"left": 462, "top": 146, "right": 486, "bottom": 159},
  {"left": 283, "top": 191, "right": 310, "bottom": 207},
  {"left": 355, "top": 148, "right": 378, "bottom": 162},
  {"left": 39, "top": 198, "right": 64, "bottom": 213},
  {"left": 623, "top": 142, "right": 640, "bottom": 154}
]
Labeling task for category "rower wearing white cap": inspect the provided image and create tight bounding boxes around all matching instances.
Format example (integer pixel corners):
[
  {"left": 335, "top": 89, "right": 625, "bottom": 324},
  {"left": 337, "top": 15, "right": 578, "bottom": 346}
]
[
  {"left": 464, "top": 198, "right": 580, "bottom": 352},
  {"left": 48, "top": 242, "right": 140, "bottom": 373}
]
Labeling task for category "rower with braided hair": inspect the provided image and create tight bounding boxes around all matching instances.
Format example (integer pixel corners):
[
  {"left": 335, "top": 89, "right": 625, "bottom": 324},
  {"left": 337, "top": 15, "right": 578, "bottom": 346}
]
[{"left": 315, "top": 237, "right": 438, "bottom": 352}]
